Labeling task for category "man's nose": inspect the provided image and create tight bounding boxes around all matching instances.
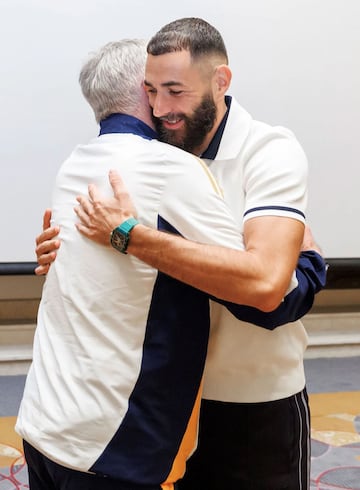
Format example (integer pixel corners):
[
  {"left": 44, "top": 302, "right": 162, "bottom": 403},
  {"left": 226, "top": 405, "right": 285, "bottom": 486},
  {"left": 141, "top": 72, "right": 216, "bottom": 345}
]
[{"left": 152, "top": 94, "right": 169, "bottom": 118}]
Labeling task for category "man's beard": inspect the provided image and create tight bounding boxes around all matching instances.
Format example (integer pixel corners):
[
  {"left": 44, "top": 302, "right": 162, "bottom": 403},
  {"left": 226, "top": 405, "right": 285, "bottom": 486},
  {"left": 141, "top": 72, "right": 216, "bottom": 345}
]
[{"left": 152, "top": 94, "right": 217, "bottom": 154}]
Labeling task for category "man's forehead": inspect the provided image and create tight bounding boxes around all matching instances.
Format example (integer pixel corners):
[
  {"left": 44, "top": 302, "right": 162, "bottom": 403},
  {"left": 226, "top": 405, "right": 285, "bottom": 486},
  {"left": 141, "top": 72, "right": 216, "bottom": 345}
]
[
  {"left": 146, "top": 51, "right": 192, "bottom": 70},
  {"left": 145, "top": 51, "right": 199, "bottom": 85}
]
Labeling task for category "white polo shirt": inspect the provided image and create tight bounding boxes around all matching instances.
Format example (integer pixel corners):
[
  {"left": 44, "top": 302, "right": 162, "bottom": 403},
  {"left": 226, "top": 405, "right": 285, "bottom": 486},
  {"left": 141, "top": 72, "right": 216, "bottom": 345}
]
[{"left": 203, "top": 97, "right": 310, "bottom": 403}]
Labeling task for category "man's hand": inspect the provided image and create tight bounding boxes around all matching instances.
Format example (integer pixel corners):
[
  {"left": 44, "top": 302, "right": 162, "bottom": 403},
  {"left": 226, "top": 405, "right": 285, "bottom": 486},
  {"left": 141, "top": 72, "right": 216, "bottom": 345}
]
[
  {"left": 35, "top": 209, "right": 60, "bottom": 276},
  {"left": 301, "top": 225, "right": 323, "bottom": 256},
  {"left": 74, "top": 169, "right": 137, "bottom": 246}
]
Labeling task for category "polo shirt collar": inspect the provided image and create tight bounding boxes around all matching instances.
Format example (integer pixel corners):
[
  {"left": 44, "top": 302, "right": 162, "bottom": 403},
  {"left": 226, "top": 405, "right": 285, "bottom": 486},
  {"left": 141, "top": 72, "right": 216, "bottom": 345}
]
[{"left": 201, "top": 96, "right": 232, "bottom": 160}]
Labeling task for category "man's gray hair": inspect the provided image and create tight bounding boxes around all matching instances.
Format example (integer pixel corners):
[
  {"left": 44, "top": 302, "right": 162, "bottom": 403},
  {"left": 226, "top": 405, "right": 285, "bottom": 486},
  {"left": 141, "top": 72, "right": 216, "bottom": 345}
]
[
  {"left": 147, "top": 17, "right": 228, "bottom": 63},
  {"left": 79, "top": 39, "right": 147, "bottom": 123}
]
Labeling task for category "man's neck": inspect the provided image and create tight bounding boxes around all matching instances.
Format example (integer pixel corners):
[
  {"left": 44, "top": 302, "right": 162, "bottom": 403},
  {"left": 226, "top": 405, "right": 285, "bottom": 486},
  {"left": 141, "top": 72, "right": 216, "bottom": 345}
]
[{"left": 198, "top": 96, "right": 232, "bottom": 159}]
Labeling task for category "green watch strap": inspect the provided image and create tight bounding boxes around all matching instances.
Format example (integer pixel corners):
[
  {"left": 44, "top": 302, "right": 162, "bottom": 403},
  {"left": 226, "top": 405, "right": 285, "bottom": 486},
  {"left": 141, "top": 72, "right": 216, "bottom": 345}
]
[{"left": 119, "top": 217, "right": 139, "bottom": 234}]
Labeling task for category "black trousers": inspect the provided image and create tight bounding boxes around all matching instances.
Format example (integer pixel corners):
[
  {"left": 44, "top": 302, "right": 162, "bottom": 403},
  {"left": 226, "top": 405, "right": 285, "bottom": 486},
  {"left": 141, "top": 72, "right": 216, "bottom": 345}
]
[
  {"left": 24, "top": 440, "right": 178, "bottom": 490},
  {"left": 180, "top": 388, "right": 310, "bottom": 490}
]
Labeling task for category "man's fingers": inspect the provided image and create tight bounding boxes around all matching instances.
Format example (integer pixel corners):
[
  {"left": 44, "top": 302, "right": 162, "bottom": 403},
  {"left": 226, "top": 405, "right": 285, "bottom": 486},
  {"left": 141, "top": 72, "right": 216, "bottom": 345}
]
[
  {"left": 36, "top": 210, "right": 59, "bottom": 275},
  {"left": 75, "top": 221, "right": 110, "bottom": 246},
  {"left": 36, "top": 250, "right": 57, "bottom": 265},
  {"left": 76, "top": 195, "right": 91, "bottom": 213},
  {"left": 35, "top": 226, "right": 60, "bottom": 246},
  {"left": 74, "top": 204, "right": 89, "bottom": 225},
  {"left": 109, "top": 169, "right": 138, "bottom": 218},
  {"left": 75, "top": 221, "right": 91, "bottom": 238},
  {"left": 109, "top": 169, "right": 126, "bottom": 200},
  {"left": 36, "top": 239, "right": 60, "bottom": 260},
  {"left": 87, "top": 182, "right": 105, "bottom": 205},
  {"left": 35, "top": 263, "right": 51, "bottom": 276},
  {"left": 42, "top": 208, "right": 52, "bottom": 232},
  {"left": 301, "top": 225, "right": 323, "bottom": 255}
]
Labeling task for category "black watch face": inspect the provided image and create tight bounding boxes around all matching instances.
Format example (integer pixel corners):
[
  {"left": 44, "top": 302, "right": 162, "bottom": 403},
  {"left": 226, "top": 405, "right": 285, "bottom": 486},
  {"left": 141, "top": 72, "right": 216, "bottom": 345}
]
[{"left": 111, "top": 230, "right": 127, "bottom": 252}]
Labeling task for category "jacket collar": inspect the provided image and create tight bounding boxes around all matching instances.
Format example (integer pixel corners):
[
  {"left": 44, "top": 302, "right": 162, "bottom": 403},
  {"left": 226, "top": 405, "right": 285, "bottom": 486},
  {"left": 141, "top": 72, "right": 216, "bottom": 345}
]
[{"left": 99, "top": 113, "right": 157, "bottom": 140}]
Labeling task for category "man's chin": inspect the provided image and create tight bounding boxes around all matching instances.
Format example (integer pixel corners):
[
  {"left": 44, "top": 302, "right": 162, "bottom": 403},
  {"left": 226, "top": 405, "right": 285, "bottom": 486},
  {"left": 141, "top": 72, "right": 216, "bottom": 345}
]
[{"left": 159, "top": 129, "right": 185, "bottom": 148}]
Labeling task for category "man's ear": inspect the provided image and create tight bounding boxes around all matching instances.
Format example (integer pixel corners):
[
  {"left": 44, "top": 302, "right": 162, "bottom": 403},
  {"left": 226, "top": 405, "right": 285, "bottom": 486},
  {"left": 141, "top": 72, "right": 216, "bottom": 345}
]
[{"left": 214, "top": 64, "right": 232, "bottom": 94}]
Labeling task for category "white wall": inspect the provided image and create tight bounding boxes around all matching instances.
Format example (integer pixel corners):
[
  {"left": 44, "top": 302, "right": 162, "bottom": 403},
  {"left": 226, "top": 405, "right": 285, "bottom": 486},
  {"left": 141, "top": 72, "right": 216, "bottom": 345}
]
[{"left": 1, "top": 0, "right": 359, "bottom": 261}]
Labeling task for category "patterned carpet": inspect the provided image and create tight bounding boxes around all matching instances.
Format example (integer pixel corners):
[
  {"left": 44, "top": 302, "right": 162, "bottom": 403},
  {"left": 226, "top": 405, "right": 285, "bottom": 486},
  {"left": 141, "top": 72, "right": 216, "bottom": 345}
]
[
  {"left": 310, "top": 392, "right": 360, "bottom": 489},
  {"left": 1, "top": 357, "right": 360, "bottom": 489},
  {"left": 0, "top": 416, "right": 27, "bottom": 489}
]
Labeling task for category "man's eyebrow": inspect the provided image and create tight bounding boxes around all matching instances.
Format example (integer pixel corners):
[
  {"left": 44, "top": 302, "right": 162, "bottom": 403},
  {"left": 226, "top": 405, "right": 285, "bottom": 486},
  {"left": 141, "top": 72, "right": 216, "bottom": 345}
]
[{"left": 144, "top": 80, "right": 184, "bottom": 88}]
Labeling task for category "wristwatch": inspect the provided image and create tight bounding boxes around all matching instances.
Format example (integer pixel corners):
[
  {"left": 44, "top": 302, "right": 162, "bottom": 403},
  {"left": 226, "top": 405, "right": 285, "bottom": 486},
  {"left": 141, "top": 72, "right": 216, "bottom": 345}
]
[{"left": 110, "top": 217, "right": 139, "bottom": 254}]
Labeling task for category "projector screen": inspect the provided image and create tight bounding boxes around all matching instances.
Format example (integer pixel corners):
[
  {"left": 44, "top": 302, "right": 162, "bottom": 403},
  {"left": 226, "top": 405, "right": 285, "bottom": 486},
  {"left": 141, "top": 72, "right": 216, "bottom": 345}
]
[{"left": 1, "top": 0, "right": 359, "bottom": 261}]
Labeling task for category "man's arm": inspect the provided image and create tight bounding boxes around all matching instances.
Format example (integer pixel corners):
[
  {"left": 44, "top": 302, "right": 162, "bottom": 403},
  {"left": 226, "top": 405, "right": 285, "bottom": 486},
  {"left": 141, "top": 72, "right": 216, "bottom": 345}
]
[
  {"left": 219, "top": 249, "right": 326, "bottom": 329},
  {"left": 36, "top": 168, "right": 325, "bottom": 311},
  {"left": 72, "top": 170, "right": 326, "bottom": 311},
  {"left": 35, "top": 210, "right": 326, "bottom": 327}
]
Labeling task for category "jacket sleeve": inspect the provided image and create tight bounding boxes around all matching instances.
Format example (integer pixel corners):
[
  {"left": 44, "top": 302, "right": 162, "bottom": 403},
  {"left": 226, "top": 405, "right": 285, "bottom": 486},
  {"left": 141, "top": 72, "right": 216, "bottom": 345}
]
[{"left": 214, "top": 250, "right": 327, "bottom": 330}]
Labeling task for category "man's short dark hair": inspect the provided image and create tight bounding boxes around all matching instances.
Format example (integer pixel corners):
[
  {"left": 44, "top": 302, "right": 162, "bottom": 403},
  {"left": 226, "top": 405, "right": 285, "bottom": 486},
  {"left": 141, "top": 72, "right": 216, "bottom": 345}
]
[{"left": 147, "top": 17, "right": 228, "bottom": 63}]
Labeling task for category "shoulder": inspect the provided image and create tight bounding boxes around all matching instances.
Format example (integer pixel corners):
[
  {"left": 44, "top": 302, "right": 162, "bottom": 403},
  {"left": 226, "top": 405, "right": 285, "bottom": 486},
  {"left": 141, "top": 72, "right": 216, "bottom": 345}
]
[
  {"left": 149, "top": 139, "right": 200, "bottom": 165},
  {"left": 225, "top": 104, "right": 309, "bottom": 177},
  {"left": 218, "top": 98, "right": 306, "bottom": 165}
]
